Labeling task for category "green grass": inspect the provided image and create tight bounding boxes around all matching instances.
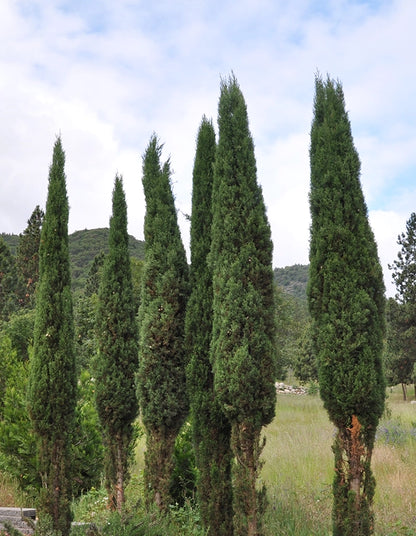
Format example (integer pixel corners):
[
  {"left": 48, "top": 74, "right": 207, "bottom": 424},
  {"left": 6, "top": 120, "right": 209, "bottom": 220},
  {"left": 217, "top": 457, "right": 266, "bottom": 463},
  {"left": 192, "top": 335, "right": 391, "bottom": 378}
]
[{"left": 262, "top": 393, "right": 333, "bottom": 535}]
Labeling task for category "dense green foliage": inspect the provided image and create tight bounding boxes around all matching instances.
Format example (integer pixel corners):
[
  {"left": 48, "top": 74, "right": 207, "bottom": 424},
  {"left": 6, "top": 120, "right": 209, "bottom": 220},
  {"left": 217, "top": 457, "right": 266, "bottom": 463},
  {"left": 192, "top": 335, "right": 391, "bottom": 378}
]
[
  {"left": 94, "top": 175, "right": 139, "bottom": 511},
  {"left": 27, "top": 137, "right": 77, "bottom": 536},
  {"left": 0, "top": 352, "right": 39, "bottom": 497},
  {"left": 210, "top": 74, "right": 277, "bottom": 536},
  {"left": 0, "top": 354, "right": 102, "bottom": 502},
  {"left": 4, "top": 308, "right": 35, "bottom": 363},
  {"left": 308, "top": 75, "right": 385, "bottom": 535},
  {"left": 138, "top": 135, "right": 189, "bottom": 510},
  {"left": 185, "top": 116, "right": 233, "bottom": 534}
]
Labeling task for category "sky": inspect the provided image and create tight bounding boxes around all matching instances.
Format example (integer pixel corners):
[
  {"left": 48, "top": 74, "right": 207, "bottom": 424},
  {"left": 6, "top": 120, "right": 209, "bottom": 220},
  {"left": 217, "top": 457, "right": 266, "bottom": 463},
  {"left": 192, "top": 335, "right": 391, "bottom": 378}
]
[{"left": 1, "top": 0, "right": 415, "bottom": 296}]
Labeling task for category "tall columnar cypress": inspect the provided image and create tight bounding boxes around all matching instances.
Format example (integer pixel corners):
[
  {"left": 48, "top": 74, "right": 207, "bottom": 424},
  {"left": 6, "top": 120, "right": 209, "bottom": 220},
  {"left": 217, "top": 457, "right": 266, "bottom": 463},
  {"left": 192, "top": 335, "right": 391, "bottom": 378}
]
[
  {"left": 185, "top": 116, "right": 233, "bottom": 535},
  {"left": 308, "top": 75, "right": 385, "bottom": 536},
  {"left": 138, "top": 135, "right": 189, "bottom": 511},
  {"left": 27, "top": 137, "right": 76, "bottom": 536},
  {"left": 94, "top": 175, "right": 139, "bottom": 512},
  {"left": 210, "top": 75, "right": 277, "bottom": 536}
]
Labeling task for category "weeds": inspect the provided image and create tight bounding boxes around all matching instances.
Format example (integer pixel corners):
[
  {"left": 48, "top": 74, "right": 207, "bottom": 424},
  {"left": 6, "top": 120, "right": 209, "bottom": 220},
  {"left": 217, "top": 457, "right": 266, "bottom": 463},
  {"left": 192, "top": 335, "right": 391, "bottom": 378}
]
[{"left": 376, "top": 418, "right": 416, "bottom": 446}]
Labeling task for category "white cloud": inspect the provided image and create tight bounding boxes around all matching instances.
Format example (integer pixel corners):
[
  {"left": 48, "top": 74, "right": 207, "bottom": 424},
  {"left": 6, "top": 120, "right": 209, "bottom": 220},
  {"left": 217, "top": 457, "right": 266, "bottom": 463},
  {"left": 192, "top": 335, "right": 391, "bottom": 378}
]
[
  {"left": 369, "top": 209, "right": 408, "bottom": 297},
  {"left": 0, "top": 0, "right": 414, "bottom": 283}
]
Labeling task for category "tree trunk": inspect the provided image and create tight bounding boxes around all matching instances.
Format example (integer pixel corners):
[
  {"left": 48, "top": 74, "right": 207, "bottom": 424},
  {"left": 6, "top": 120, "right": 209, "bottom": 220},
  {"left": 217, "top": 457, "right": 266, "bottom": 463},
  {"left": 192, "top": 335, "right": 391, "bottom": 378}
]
[
  {"left": 144, "top": 429, "right": 176, "bottom": 511},
  {"left": 333, "top": 417, "right": 375, "bottom": 535},
  {"left": 196, "top": 418, "right": 233, "bottom": 536},
  {"left": 39, "top": 438, "right": 72, "bottom": 536},
  {"left": 401, "top": 383, "right": 407, "bottom": 401},
  {"left": 115, "top": 439, "right": 125, "bottom": 513},
  {"left": 231, "top": 421, "right": 265, "bottom": 536}
]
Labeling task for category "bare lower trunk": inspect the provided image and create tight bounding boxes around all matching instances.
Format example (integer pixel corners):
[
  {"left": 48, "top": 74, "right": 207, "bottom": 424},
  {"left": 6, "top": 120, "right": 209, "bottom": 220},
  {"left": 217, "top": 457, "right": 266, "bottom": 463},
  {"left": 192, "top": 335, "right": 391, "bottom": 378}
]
[
  {"left": 231, "top": 422, "right": 265, "bottom": 536},
  {"left": 39, "top": 438, "right": 72, "bottom": 536},
  {"left": 196, "top": 417, "right": 233, "bottom": 536},
  {"left": 105, "top": 435, "right": 127, "bottom": 512},
  {"left": 115, "top": 440, "right": 125, "bottom": 513},
  {"left": 144, "top": 429, "right": 176, "bottom": 511},
  {"left": 401, "top": 382, "right": 407, "bottom": 401},
  {"left": 333, "top": 416, "right": 375, "bottom": 535},
  {"left": 348, "top": 416, "right": 365, "bottom": 512}
]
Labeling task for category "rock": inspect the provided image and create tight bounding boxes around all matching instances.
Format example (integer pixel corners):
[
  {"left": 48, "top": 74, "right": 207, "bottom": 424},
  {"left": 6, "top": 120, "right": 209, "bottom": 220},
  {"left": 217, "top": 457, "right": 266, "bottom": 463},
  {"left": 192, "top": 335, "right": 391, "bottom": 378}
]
[
  {"left": 0, "top": 507, "right": 36, "bottom": 535},
  {"left": 275, "top": 382, "right": 307, "bottom": 395}
]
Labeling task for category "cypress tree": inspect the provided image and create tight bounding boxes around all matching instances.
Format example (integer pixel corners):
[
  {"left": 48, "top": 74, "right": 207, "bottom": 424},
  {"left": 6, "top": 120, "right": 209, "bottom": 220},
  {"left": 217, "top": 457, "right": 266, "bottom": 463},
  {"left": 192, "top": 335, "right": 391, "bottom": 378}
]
[
  {"left": 210, "top": 75, "right": 277, "bottom": 536},
  {"left": 138, "top": 135, "right": 189, "bottom": 511},
  {"left": 27, "top": 136, "right": 76, "bottom": 536},
  {"left": 185, "top": 116, "right": 233, "bottom": 535},
  {"left": 308, "top": 75, "right": 385, "bottom": 535},
  {"left": 94, "top": 175, "right": 139, "bottom": 512}
]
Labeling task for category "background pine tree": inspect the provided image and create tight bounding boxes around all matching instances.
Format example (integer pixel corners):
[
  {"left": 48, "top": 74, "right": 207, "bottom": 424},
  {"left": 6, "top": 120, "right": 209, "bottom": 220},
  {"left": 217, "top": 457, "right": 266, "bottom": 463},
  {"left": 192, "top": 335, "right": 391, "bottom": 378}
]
[
  {"left": 16, "top": 205, "right": 44, "bottom": 307},
  {"left": 308, "top": 75, "right": 385, "bottom": 535},
  {"left": 185, "top": 116, "right": 233, "bottom": 535},
  {"left": 138, "top": 135, "right": 189, "bottom": 511},
  {"left": 0, "top": 238, "right": 21, "bottom": 321},
  {"left": 27, "top": 137, "right": 76, "bottom": 536},
  {"left": 387, "top": 212, "right": 416, "bottom": 399},
  {"left": 210, "top": 75, "right": 277, "bottom": 536},
  {"left": 94, "top": 175, "right": 139, "bottom": 511}
]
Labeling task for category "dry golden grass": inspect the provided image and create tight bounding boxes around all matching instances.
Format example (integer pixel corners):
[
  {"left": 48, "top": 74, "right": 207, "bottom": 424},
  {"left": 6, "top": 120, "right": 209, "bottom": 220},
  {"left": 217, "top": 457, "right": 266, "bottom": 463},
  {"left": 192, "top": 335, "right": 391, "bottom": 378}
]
[{"left": 0, "top": 472, "right": 20, "bottom": 506}]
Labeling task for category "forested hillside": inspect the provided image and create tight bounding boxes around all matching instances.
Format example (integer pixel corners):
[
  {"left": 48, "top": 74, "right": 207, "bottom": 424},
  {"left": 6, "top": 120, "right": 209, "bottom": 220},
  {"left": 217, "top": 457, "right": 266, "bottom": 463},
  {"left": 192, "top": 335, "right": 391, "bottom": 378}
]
[
  {"left": 3, "top": 230, "right": 308, "bottom": 298},
  {"left": 0, "top": 233, "right": 19, "bottom": 255},
  {"left": 69, "top": 228, "right": 144, "bottom": 291},
  {"left": 2, "top": 228, "right": 145, "bottom": 293},
  {"left": 274, "top": 264, "right": 308, "bottom": 300}
]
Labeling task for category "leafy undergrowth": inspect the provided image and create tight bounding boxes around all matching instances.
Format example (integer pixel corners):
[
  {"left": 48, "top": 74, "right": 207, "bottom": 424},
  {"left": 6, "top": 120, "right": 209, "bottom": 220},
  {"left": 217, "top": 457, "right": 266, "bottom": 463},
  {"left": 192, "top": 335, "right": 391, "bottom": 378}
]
[{"left": 71, "top": 475, "right": 205, "bottom": 536}]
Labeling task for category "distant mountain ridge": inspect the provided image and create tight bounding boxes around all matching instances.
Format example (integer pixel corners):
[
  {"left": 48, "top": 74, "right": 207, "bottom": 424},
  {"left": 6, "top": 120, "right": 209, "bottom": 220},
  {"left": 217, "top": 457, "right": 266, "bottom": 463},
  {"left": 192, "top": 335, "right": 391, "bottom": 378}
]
[
  {"left": 69, "top": 228, "right": 145, "bottom": 291},
  {"left": 2, "top": 229, "right": 308, "bottom": 300}
]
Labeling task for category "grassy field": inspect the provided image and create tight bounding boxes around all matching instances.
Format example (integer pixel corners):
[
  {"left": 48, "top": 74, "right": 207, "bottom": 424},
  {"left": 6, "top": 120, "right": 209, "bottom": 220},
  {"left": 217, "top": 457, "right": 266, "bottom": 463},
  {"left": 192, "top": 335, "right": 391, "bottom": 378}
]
[
  {"left": 262, "top": 388, "right": 416, "bottom": 535},
  {"left": 2, "top": 386, "right": 416, "bottom": 535}
]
